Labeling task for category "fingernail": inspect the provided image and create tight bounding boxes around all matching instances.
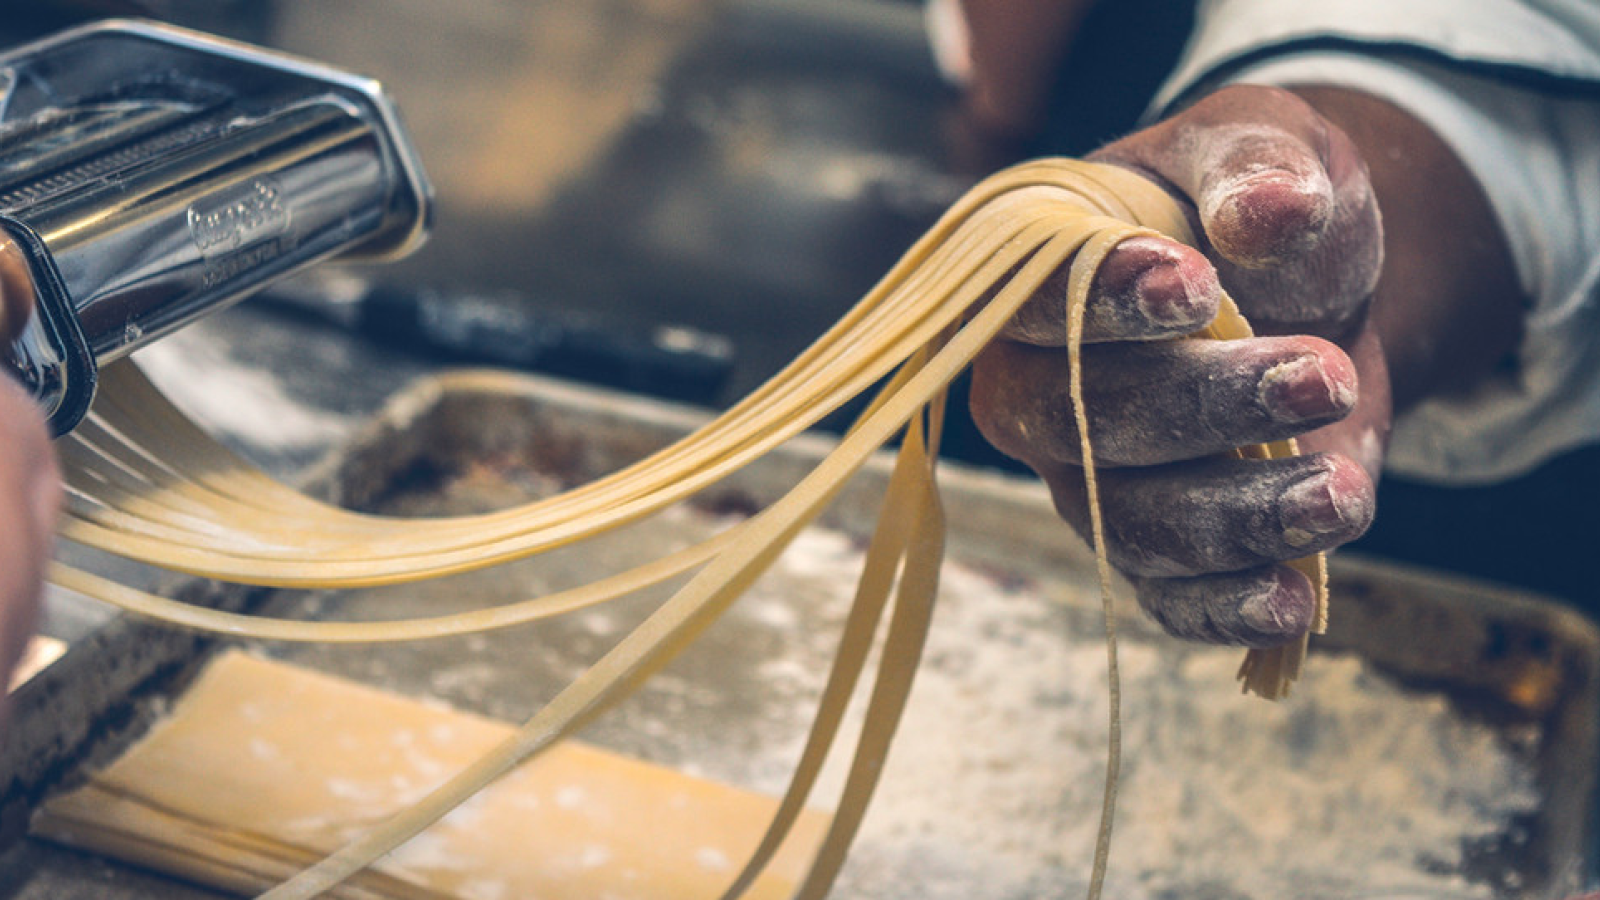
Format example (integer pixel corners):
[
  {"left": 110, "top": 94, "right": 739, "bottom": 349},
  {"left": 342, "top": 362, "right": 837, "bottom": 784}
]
[
  {"left": 1204, "top": 169, "right": 1333, "bottom": 265},
  {"left": 1259, "top": 354, "right": 1352, "bottom": 424},
  {"left": 1134, "top": 257, "right": 1218, "bottom": 330},
  {"left": 1236, "top": 569, "right": 1313, "bottom": 643},
  {"left": 1279, "top": 469, "right": 1351, "bottom": 546}
]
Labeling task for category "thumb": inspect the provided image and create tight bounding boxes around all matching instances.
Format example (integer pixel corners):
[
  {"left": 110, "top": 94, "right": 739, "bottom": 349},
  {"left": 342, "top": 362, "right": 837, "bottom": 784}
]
[
  {"left": 1189, "top": 122, "right": 1335, "bottom": 269},
  {"left": 1093, "top": 85, "right": 1382, "bottom": 331}
]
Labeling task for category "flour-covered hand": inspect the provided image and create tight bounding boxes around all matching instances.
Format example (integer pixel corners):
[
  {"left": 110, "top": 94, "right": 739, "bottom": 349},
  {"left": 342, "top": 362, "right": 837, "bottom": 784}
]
[{"left": 971, "top": 85, "right": 1388, "bottom": 647}]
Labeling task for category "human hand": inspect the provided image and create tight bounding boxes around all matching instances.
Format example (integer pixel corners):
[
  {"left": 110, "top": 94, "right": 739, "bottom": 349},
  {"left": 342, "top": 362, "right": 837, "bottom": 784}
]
[
  {"left": 0, "top": 265, "right": 58, "bottom": 724},
  {"left": 969, "top": 85, "right": 1387, "bottom": 647}
]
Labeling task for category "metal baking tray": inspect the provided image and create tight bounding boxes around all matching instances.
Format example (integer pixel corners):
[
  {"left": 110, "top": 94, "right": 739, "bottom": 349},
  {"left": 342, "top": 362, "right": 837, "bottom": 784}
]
[{"left": 4, "top": 369, "right": 1597, "bottom": 899}]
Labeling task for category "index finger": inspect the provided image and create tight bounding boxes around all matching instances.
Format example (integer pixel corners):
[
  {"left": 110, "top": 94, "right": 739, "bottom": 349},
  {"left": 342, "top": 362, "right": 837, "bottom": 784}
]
[{"left": 1001, "top": 234, "right": 1222, "bottom": 346}]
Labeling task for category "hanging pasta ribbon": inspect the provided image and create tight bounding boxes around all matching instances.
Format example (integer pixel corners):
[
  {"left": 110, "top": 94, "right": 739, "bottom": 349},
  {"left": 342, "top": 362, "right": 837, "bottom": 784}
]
[{"left": 49, "top": 158, "right": 1327, "bottom": 899}]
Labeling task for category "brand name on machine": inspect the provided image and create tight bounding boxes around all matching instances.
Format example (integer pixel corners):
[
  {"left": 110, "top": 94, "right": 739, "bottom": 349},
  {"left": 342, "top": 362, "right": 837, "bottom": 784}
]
[{"left": 187, "top": 177, "right": 290, "bottom": 260}]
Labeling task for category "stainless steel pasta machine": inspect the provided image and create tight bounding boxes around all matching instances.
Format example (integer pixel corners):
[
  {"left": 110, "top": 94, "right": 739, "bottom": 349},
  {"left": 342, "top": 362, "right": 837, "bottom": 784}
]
[{"left": 0, "top": 18, "right": 432, "bottom": 435}]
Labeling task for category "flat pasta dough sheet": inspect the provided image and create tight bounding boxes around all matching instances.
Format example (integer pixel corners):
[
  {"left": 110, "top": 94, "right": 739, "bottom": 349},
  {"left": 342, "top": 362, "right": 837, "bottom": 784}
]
[{"left": 33, "top": 650, "right": 832, "bottom": 900}]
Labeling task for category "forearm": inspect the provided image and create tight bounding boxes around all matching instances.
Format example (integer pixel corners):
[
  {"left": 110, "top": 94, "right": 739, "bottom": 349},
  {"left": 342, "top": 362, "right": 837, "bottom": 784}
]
[{"left": 955, "top": 0, "right": 1097, "bottom": 139}]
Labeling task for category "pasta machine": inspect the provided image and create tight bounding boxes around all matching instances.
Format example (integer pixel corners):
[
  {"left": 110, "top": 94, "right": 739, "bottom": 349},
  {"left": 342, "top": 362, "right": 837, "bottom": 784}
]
[{"left": 0, "top": 18, "right": 431, "bottom": 435}]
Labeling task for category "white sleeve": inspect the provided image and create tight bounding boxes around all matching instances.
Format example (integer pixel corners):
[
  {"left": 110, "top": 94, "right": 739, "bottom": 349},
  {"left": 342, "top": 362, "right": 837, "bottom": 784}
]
[
  {"left": 1151, "top": 4, "right": 1600, "bottom": 484},
  {"left": 1155, "top": 0, "right": 1600, "bottom": 112},
  {"left": 924, "top": 0, "right": 972, "bottom": 87}
]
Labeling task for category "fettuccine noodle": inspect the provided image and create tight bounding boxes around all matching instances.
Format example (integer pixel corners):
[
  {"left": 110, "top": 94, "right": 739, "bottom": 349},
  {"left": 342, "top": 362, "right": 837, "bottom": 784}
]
[{"left": 49, "top": 158, "right": 1327, "bottom": 899}]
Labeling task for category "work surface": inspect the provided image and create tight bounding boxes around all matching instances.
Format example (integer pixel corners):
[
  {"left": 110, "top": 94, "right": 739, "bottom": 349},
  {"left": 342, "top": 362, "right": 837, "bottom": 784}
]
[
  {"left": 0, "top": 3, "right": 1595, "bottom": 893},
  {"left": 3, "top": 307, "right": 1597, "bottom": 898}
]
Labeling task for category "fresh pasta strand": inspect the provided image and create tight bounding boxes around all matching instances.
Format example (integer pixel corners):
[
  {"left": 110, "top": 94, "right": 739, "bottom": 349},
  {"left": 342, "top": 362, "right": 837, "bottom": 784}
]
[{"left": 48, "top": 158, "right": 1328, "bottom": 899}]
